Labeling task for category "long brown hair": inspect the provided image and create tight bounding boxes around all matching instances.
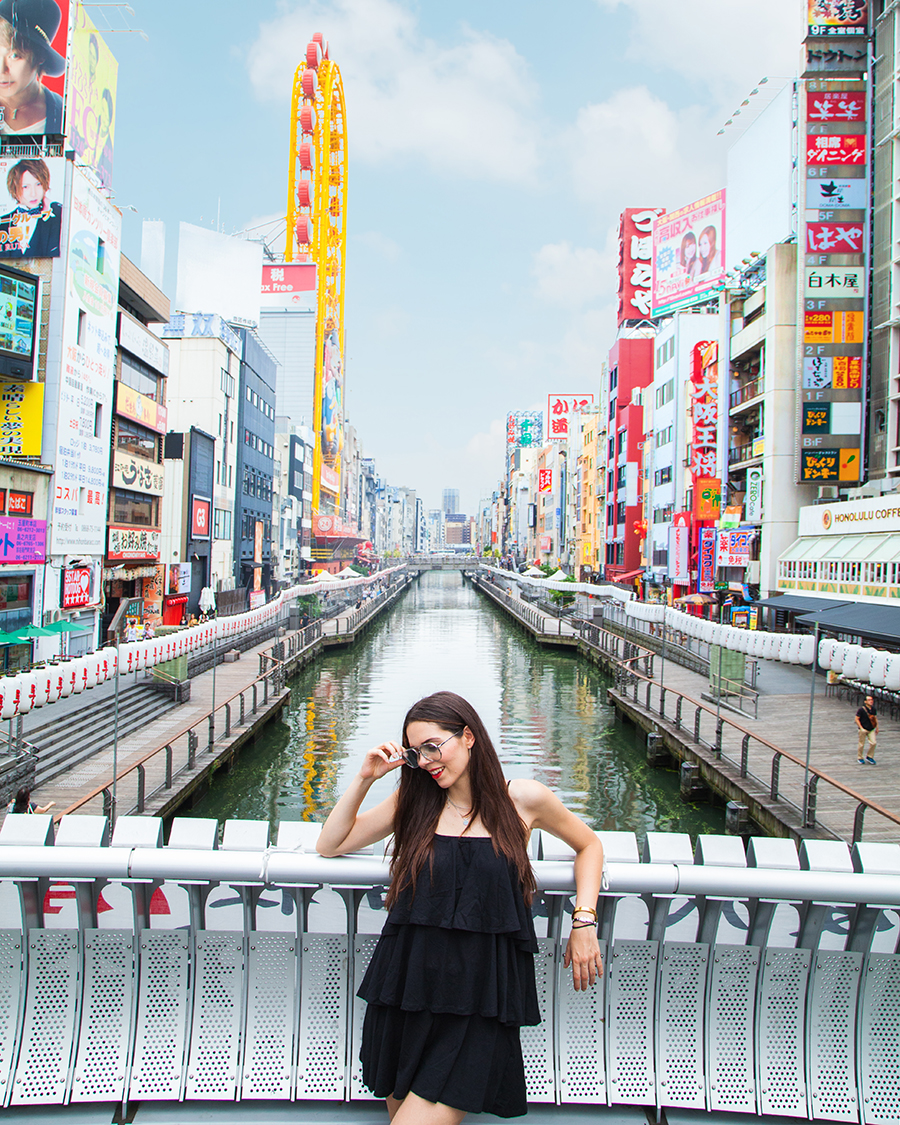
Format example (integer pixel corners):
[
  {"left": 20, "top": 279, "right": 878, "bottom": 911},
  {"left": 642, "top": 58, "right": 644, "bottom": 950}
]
[{"left": 386, "top": 691, "right": 536, "bottom": 909}]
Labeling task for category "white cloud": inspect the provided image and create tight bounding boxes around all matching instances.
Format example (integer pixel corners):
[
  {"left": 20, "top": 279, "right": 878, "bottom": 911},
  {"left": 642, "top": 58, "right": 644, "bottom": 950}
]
[
  {"left": 565, "top": 86, "right": 723, "bottom": 217},
  {"left": 532, "top": 241, "right": 615, "bottom": 308},
  {"left": 592, "top": 0, "right": 803, "bottom": 107},
  {"left": 247, "top": 0, "right": 539, "bottom": 183}
]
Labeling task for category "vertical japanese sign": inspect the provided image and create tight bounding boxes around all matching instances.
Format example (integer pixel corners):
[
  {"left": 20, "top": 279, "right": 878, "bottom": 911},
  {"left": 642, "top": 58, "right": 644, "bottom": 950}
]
[
  {"left": 798, "top": 41, "right": 868, "bottom": 484},
  {"left": 617, "top": 207, "right": 665, "bottom": 323},
  {"left": 698, "top": 527, "right": 717, "bottom": 593},
  {"left": 668, "top": 523, "right": 689, "bottom": 584},
  {"left": 506, "top": 411, "right": 542, "bottom": 447},
  {"left": 690, "top": 342, "right": 719, "bottom": 484},
  {"left": 538, "top": 468, "right": 552, "bottom": 493},
  {"left": 547, "top": 394, "right": 594, "bottom": 441},
  {"left": 0, "top": 381, "right": 43, "bottom": 455},
  {"left": 54, "top": 164, "right": 121, "bottom": 554}
]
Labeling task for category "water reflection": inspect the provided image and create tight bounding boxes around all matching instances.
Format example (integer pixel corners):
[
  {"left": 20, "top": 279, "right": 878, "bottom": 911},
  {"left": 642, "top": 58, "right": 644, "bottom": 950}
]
[{"left": 190, "top": 571, "right": 725, "bottom": 843}]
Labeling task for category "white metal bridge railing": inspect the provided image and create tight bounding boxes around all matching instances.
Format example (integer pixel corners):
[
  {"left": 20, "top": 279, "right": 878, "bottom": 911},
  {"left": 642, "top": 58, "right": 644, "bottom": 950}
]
[{"left": 0, "top": 815, "right": 898, "bottom": 1120}]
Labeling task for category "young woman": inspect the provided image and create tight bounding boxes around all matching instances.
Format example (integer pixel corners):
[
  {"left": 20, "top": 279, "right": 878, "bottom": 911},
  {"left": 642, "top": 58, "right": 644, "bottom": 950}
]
[
  {"left": 698, "top": 225, "right": 718, "bottom": 277},
  {"left": 680, "top": 231, "right": 700, "bottom": 282},
  {"left": 6, "top": 786, "right": 54, "bottom": 814},
  {"left": 317, "top": 691, "right": 605, "bottom": 1123}
]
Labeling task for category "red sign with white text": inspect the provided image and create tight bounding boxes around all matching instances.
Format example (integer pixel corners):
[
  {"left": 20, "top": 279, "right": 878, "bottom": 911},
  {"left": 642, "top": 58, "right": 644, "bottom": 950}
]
[
  {"left": 191, "top": 496, "right": 211, "bottom": 540},
  {"left": 538, "top": 468, "right": 552, "bottom": 493},
  {"left": 617, "top": 207, "right": 665, "bottom": 324},
  {"left": 806, "top": 134, "right": 865, "bottom": 164},
  {"left": 806, "top": 92, "right": 866, "bottom": 122},
  {"left": 806, "top": 221, "right": 865, "bottom": 253},
  {"left": 690, "top": 342, "right": 718, "bottom": 481}
]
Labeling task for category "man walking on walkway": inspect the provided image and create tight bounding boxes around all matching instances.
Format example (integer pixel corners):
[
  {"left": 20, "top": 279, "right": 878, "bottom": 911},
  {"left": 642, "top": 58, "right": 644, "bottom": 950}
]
[{"left": 855, "top": 694, "right": 878, "bottom": 765}]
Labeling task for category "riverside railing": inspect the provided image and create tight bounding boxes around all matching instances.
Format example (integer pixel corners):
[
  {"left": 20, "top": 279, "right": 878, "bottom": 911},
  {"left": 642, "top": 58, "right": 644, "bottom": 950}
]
[{"left": 0, "top": 815, "right": 897, "bottom": 1121}]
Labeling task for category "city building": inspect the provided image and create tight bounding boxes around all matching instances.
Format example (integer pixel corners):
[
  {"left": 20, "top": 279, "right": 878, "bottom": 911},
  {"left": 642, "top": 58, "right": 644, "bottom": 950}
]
[{"left": 442, "top": 488, "right": 459, "bottom": 515}]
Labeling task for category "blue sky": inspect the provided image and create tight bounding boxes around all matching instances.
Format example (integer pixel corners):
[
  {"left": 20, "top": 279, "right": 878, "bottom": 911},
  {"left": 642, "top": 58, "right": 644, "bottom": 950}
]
[{"left": 108, "top": 0, "right": 803, "bottom": 515}]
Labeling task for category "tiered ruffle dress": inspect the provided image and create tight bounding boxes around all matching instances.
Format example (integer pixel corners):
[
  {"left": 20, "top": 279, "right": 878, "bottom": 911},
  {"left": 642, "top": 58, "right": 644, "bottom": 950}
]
[{"left": 358, "top": 834, "right": 540, "bottom": 1117}]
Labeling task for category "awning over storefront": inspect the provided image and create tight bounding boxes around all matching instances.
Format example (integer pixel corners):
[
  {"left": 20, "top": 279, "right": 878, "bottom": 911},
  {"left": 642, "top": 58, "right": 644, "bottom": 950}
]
[
  {"left": 795, "top": 603, "right": 900, "bottom": 645},
  {"left": 778, "top": 533, "right": 900, "bottom": 566},
  {"left": 754, "top": 594, "right": 852, "bottom": 613}
]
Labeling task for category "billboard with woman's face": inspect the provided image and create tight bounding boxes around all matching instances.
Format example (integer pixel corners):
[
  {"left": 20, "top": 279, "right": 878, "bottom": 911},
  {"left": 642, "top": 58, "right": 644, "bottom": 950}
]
[
  {"left": 651, "top": 190, "right": 726, "bottom": 317},
  {"left": 66, "top": 7, "right": 116, "bottom": 186},
  {"left": 0, "top": 0, "right": 71, "bottom": 139},
  {"left": 0, "top": 154, "right": 63, "bottom": 257}
]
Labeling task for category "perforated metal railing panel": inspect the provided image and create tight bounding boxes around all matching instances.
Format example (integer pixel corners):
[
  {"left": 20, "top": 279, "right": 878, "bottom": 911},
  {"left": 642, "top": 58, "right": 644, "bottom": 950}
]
[
  {"left": 185, "top": 931, "right": 244, "bottom": 1100},
  {"left": 521, "top": 937, "right": 556, "bottom": 1103},
  {"left": 808, "top": 952, "right": 862, "bottom": 1123},
  {"left": 605, "top": 939, "right": 658, "bottom": 1105},
  {"left": 11, "top": 929, "right": 79, "bottom": 1105},
  {"left": 349, "top": 935, "right": 378, "bottom": 1102},
  {"left": 859, "top": 954, "right": 900, "bottom": 1125},
  {"left": 129, "top": 931, "right": 190, "bottom": 1101},
  {"left": 757, "top": 948, "right": 811, "bottom": 1118},
  {"left": 656, "top": 942, "right": 708, "bottom": 1109},
  {"left": 242, "top": 933, "right": 297, "bottom": 1100},
  {"left": 71, "top": 930, "right": 135, "bottom": 1104},
  {"left": 556, "top": 938, "right": 606, "bottom": 1103},
  {"left": 0, "top": 928, "right": 25, "bottom": 1105},
  {"left": 706, "top": 944, "right": 760, "bottom": 1114},
  {"left": 297, "top": 934, "right": 348, "bottom": 1100}
]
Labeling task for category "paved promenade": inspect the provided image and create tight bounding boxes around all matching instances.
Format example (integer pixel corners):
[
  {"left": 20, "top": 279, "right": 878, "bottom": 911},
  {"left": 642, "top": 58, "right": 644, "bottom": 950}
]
[
  {"left": 479, "top": 574, "right": 900, "bottom": 843},
  {"left": 17, "top": 600, "right": 372, "bottom": 820}
]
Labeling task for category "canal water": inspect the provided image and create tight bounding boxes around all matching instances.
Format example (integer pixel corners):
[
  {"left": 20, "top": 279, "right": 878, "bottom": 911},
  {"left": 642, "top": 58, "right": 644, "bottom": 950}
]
[{"left": 191, "top": 571, "right": 725, "bottom": 844}]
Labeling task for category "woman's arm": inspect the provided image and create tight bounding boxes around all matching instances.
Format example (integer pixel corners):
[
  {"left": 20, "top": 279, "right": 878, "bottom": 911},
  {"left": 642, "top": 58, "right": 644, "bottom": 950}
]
[
  {"left": 510, "top": 779, "right": 605, "bottom": 991},
  {"left": 316, "top": 742, "right": 404, "bottom": 857}
]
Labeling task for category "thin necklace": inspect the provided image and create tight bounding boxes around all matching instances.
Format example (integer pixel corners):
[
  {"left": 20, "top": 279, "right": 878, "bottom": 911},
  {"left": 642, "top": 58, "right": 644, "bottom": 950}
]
[{"left": 446, "top": 796, "right": 472, "bottom": 825}]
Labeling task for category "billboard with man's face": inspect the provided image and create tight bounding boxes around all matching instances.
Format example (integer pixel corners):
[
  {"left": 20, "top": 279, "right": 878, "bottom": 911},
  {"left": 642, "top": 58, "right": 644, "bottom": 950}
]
[
  {"left": 0, "top": 154, "right": 64, "bottom": 258},
  {"left": 67, "top": 6, "right": 117, "bottom": 186},
  {"left": 651, "top": 190, "right": 726, "bottom": 317},
  {"left": 0, "top": 0, "right": 72, "bottom": 138}
]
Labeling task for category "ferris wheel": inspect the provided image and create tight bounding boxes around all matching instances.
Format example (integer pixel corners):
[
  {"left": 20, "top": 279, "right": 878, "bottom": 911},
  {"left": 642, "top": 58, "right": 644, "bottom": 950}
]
[{"left": 286, "top": 33, "right": 348, "bottom": 513}]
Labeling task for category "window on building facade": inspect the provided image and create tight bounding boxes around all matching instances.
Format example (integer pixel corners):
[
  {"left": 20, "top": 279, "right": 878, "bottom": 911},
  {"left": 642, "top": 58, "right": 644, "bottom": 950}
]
[
  {"left": 116, "top": 418, "right": 157, "bottom": 461},
  {"left": 213, "top": 508, "right": 232, "bottom": 540},
  {"left": 120, "top": 353, "right": 162, "bottom": 401},
  {"left": 113, "top": 489, "right": 159, "bottom": 527}
]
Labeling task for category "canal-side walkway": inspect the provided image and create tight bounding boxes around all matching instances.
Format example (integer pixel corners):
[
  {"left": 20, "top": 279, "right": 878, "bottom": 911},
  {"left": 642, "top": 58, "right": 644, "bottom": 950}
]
[
  {"left": 12, "top": 576, "right": 416, "bottom": 822},
  {"left": 469, "top": 570, "right": 900, "bottom": 845}
]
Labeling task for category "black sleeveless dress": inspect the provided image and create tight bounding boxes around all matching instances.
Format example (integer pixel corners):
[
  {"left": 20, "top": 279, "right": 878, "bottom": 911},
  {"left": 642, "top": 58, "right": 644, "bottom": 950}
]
[{"left": 358, "top": 834, "right": 540, "bottom": 1117}]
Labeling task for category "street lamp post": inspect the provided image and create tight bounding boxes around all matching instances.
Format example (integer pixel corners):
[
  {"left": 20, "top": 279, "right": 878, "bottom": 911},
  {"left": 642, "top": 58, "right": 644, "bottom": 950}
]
[{"left": 802, "top": 622, "right": 821, "bottom": 828}]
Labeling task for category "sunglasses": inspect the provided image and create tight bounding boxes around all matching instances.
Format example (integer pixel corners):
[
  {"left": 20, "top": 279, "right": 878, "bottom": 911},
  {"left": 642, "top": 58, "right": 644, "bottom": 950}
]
[{"left": 401, "top": 730, "right": 463, "bottom": 769}]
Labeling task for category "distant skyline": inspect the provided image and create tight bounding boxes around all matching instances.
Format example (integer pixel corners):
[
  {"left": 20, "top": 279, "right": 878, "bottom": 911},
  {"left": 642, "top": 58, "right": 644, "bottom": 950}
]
[{"left": 108, "top": 0, "right": 803, "bottom": 515}]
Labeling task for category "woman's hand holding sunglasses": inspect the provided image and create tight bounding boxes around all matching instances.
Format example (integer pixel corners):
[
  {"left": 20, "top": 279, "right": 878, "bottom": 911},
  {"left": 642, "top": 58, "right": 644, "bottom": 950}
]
[{"left": 359, "top": 741, "right": 406, "bottom": 781}]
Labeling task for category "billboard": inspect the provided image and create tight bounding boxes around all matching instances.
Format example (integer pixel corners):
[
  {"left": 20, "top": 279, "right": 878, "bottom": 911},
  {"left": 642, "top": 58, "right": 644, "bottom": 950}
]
[
  {"left": 547, "top": 394, "right": 594, "bottom": 441},
  {"left": 506, "top": 411, "right": 542, "bottom": 447},
  {"left": 67, "top": 7, "right": 117, "bottom": 186},
  {"left": 52, "top": 164, "right": 121, "bottom": 554},
  {"left": 0, "top": 0, "right": 70, "bottom": 139},
  {"left": 62, "top": 565, "right": 91, "bottom": 608},
  {"left": 651, "top": 191, "right": 726, "bottom": 317},
  {"left": 0, "top": 515, "right": 45, "bottom": 562},
  {"left": 191, "top": 496, "right": 211, "bottom": 540},
  {"left": 0, "top": 379, "right": 41, "bottom": 455},
  {"left": 617, "top": 207, "right": 665, "bottom": 323},
  {"left": 260, "top": 262, "right": 315, "bottom": 309},
  {"left": 319, "top": 325, "right": 343, "bottom": 494},
  {"left": 0, "top": 154, "right": 65, "bottom": 258},
  {"left": 798, "top": 74, "right": 867, "bottom": 484},
  {"left": 808, "top": 0, "right": 866, "bottom": 36}
]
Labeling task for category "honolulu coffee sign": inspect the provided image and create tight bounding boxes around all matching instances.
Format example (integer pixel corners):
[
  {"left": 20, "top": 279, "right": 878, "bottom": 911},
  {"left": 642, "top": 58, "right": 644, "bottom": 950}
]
[{"left": 799, "top": 497, "right": 900, "bottom": 537}]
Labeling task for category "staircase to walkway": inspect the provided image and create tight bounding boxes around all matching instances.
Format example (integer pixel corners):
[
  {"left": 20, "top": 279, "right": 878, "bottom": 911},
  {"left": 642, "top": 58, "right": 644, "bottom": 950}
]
[{"left": 27, "top": 683, "right": 178, "bottom": 788}]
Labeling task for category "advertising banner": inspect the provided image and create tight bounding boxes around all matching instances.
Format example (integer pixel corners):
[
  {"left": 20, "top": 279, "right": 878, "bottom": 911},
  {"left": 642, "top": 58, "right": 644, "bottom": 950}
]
[
  {"left": 53, "top": 164, "right": 121, "bottom": 554},
  {"left": 538, "top": 468, "right": 552, "bottom": 493},
  {"left": 694, "top": 477, "right": 721, "bottom": 521},
  {"left": 62, "top": 565, "right": 91, "bottom": 608},
  {"left": 808, "top": 0, "right": 866, "bottom": 36},
  {"left": 617, "top": 207, "right": 665, "bottom": 323},
  {"left": 118, "top": 312, "right": 169, "bottom": 375},
  {"left": 142, "top": 565, "right": 164, "bottom": 623},
  {"left": 112, "top": 452, "right": 163, "bottom": 495},
  {"left": 506, "top": 411, "right": 542, "bottom": 447},
  {"left": 745, "top": 466, "right": 763, "bottom": 522},
  {"left": 547, "top": 394, "right": 594, "bottom": 441},
  {"left": 667, "top": 524, "right": 689, "bottom": 584},
  {"left": 260, "top": 262, "right": 315, "bottom": 308},
  {"left": 798, "top": 75, "right": 867, "bottom": 485},
  {"left": 0, "top": 380, "right": 42, "bottom": 455},
  {"left": 0, "top": 155, "right": 65, "bottom": 258},
  {"left": 320, "top": 326, "right": 343, "bottom": 495},
  {"left": 698, "top": 527, "right": 717, "bottom": 593},
  {"left": 717, "top": 529, "right": 752, "bottom": 569},
  {"left": 0, "top": 515, "right": 45, "bottom": 563},
  {"left": 313, "top": 512, "right": 358, "bottom": 537},
  {"left": 107, "top": 526, "right": 160, "bottom": 561},
  {"left": 0, "top": 0, "right": 70, "bottom": 139},
  {"left": 690, "top": 341, "right": 718, "bottom": 480},
  {"left": 67, "top": 8, "right": 117, "bottom": 186},
  {"left": 191, "top": 496, "right": 211, "bottom": 540},
  {"left": 167, "top": 562, "right": 191, "bottom": 594},
  {"left": 115, "top": 382, "right": 167, "bottom": 433},
  {"left": 651, "top": 191, "right": 726, "bottom": 316}
]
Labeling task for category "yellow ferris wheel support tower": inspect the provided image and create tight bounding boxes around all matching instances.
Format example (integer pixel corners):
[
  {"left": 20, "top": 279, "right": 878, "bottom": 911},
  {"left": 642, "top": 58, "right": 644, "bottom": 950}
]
[{"left": 286, "top": 33, "right": 348, "bottom": 515}]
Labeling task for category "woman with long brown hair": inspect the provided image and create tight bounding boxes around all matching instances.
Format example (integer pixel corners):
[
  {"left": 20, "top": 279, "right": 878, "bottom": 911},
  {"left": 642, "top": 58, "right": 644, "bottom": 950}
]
[{"left": 317, "top": 691, "right": 605, "bottom": 1123}]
